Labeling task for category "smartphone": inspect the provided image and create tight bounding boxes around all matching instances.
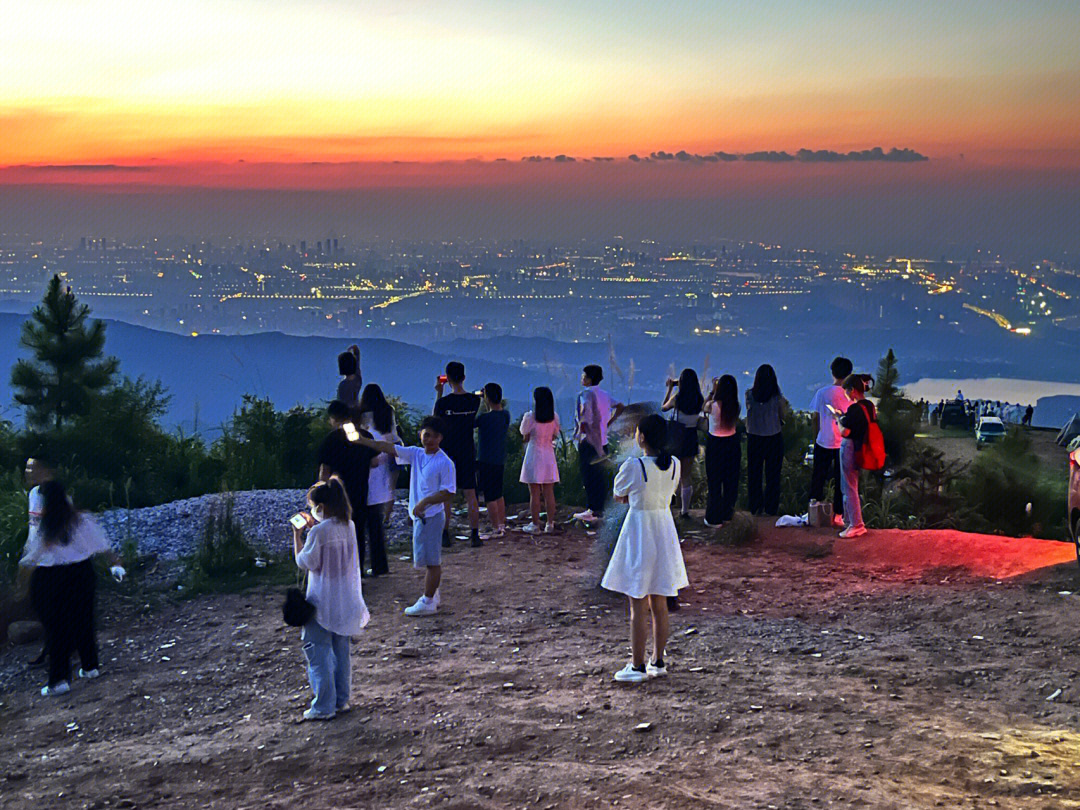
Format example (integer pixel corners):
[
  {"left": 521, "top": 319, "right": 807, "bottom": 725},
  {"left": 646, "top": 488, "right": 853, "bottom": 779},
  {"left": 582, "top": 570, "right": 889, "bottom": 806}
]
[
  {"left": 290, "top": 512, "right": 310, "bottom": 529},
  {"left": 825, "top": 404, "right": 841, "bottom": 417},
  {"left": 342, "top": 422, "right": 360, "bottom": 442},
  {"left": 438, "top": 375, "right": 448, "bottom": 384}
]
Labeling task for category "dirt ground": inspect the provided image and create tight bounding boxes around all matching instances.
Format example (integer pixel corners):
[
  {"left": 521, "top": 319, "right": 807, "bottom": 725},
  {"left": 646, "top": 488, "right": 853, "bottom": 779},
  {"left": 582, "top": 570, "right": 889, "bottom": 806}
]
[{"left": 4, "top": 510, "right": 1080, "bottom": 810}]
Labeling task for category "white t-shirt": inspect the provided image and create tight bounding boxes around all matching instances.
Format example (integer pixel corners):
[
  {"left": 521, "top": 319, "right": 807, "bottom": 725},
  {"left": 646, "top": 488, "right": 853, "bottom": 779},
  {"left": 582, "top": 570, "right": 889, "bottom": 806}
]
[
  {"left": 394, "top": 445, "right": 456, "bottom": 520},
  {"left": 809, "top": 384, "right": 850, "bottom": 450},
  {"left": 20, "top": 513, "right": 110, "bottom": 568},
  {"left": 27, "top": 485, "right": 43, "bottom": 546}
]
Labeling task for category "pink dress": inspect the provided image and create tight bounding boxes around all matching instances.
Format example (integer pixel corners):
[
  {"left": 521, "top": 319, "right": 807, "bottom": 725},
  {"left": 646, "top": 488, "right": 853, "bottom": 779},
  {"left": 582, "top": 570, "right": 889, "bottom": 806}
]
[{"left": 519, "top": 411, "right": 561, "bottom": 484}]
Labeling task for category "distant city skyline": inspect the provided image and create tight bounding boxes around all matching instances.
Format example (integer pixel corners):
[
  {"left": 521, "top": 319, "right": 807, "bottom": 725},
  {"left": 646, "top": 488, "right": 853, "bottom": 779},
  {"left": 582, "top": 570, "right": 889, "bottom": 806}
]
[{"left": 2, "top": 1, "right": 1079, "bottom": 251}]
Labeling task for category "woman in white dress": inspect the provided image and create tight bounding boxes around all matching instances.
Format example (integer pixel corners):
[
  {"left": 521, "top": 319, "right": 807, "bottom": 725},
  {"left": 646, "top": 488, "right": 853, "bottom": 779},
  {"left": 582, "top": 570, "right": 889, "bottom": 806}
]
[
  {"left": 357, "top": 384, "right": 401, "bottom": 571},
  {"left": 602, "top": 413, "right": 688, "bottom": 683},
  {"left": 518, "top": 386, "right": 560, "bottom": 534}
]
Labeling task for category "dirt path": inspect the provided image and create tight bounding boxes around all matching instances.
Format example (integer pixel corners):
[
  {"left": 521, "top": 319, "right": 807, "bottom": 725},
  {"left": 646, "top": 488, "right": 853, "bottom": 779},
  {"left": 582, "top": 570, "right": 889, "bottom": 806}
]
[{"left": 3, "top": 514, "right": 1080, "bottom": 809}]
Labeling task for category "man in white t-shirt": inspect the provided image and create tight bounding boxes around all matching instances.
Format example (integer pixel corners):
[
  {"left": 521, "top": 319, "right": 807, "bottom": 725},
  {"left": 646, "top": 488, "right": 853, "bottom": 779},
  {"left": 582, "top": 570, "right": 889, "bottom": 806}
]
[
  {"left": 355, "top": 417, "right": 456, "bottom": 617},
  {"left": 809, "top": 357, "right": 852, "bottom": 527}
]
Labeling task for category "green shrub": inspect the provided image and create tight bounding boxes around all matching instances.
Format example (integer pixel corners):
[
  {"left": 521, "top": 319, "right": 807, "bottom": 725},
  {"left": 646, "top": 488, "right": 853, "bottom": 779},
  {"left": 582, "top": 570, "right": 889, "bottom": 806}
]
[
  {"left": 0, "top": 476, "right": 28, "bottom": 586},
  {"left": 960, "top": 429, "right": 1066, "bottom": 539},
  {"left": 184, "top": 496, "right": 257, "bottom": 592}
]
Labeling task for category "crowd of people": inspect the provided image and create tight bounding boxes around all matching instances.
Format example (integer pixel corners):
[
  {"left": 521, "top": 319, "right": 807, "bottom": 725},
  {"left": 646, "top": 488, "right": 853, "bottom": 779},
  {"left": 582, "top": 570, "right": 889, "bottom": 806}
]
[
  {"left": 928, "top": 391, "right": 1035, "bottom": 428},
  {"left": 18, "top": 349, "right": 886, "bottom": 717}
]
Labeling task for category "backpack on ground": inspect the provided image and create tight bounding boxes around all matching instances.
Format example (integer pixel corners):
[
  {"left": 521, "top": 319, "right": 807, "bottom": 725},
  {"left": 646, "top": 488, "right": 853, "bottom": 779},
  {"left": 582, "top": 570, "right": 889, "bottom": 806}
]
[{"left": 855, "top": 401, "right": 886, "bottom": 471}]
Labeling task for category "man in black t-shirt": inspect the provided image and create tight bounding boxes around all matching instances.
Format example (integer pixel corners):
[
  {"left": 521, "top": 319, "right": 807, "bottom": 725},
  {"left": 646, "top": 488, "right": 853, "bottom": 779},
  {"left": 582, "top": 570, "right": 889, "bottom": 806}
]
[
  {"left": 433, "top": 361, "right": 482, "bottom": 547},
  {"left": 317, "top": 400, "right": 384, "bottom": 574}
]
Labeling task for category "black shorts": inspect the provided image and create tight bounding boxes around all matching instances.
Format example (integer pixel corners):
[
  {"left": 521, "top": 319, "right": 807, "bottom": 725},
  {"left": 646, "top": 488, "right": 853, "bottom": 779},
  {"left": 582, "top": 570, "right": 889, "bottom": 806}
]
[
  {"left": 476, "top": 462, "right": 504, "bottom": 502},
  {"left": 447, "top": 452, "right": 476, "bottom": 492}
]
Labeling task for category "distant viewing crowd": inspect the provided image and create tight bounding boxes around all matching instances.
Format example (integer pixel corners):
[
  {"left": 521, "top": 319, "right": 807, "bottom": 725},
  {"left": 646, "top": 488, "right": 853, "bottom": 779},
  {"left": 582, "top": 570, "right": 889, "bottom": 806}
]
[{"left": 20, "top": 344, "right": 888, "bottom": 715}]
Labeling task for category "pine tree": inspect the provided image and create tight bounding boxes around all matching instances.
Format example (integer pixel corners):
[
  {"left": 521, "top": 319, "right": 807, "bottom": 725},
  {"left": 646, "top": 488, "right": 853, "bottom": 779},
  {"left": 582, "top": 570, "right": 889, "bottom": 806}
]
[
  {"left": 871, "top": 348, "right": 903, "bottom": 405},
  {"left": 10, "top": 275, "right": 119, "bottom": 430}
]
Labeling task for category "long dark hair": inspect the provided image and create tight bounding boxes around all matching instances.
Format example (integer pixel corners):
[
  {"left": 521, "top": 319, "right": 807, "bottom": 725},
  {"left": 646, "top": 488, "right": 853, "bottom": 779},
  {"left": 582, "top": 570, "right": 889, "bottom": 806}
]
[
  {"left": 358, "top": 383, "right": 394, "bottom": 434},
  {"left": 39, "top": 479, "right": 78, "bottom": 545},
  {"left": 533, "top": 386, "right": 555, "bottom": 424},
  {"left": 338, "top": 351, "right": 358, "bottom": 377},
  {"left": 307, "top": 476, "right": 352, "bottom": 522},
  {"left": 675, "top": 368, "right": 704, "bottom": 415},
  {"left": 637, "top": 414, "right": 673, "bottom": 471},
  {"left": 751, "top": 364, "right": 781, "bottom": 403},
  {"left": 712, "top": 374, "right": 740, "bottom": 426}
]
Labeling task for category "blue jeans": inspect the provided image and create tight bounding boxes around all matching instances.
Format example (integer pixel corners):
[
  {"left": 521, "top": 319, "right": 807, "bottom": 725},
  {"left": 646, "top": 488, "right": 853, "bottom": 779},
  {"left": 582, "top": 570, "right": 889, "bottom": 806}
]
[
  {"left": 839, "top": 439, "right": 864, "bottom": 530},
  {"left": 301, "top": 620, "right": 351, "bottom": 715}
]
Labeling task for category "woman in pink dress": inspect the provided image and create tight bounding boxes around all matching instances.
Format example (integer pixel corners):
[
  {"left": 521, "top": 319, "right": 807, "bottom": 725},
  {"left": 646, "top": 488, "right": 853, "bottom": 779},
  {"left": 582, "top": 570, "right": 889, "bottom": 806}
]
[{"left": 519, "top": 386, "right": 561, "bottom": 534}]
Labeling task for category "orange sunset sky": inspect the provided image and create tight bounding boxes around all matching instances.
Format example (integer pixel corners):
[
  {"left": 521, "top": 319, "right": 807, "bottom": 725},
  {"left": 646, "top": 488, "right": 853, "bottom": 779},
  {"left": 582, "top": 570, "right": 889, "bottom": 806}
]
[{"left": 2, "top": 1, "right": 1079, "bottom": 250}]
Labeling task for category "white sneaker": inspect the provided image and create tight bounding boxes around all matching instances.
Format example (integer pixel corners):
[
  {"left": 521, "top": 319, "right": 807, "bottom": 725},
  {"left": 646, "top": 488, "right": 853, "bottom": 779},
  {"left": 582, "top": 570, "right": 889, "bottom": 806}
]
[
  {"left": 646, "top": 660, "right": 668, "bottom": 678},
  {"left": 544, "top": 522, "right": 556, "bottom": 534},
  {"left": 573, "top": 509, "right": 599, "bottom": 522},
  {"left": 613, "top": 663, "right": 648, "bottom": 683},
  {"left": 335, "top": 702, "right": 352, "bottom": 714},
  {"left": 832, "top": 514, "right": 846, "bottom": 528},
  {"left": 78, "top": 668, "right": 100, "bottom": 680},
  {"left": 404, "top": 595, "right": 438, "bottom": 616},
  {"left": 839, "top": 525, "right": 867, "bottom": 538},
  {"left": 520, "top": 522, "right": 541, "bottom": 534},
  {"left": 302, "top": 708, "right": 336, "bottom": 721},
  {"left": 41, "top": 682, "right": 71, "bottom": 696},
  {"left": 432, "top": 589, "right": 441, "bottom": 608}
]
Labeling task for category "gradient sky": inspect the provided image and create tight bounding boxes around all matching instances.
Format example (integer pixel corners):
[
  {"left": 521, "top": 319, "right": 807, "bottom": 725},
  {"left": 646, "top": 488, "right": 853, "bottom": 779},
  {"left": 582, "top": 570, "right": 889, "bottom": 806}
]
[{"left": 2, "top": 1, "right": 1079, "bottom": 250}]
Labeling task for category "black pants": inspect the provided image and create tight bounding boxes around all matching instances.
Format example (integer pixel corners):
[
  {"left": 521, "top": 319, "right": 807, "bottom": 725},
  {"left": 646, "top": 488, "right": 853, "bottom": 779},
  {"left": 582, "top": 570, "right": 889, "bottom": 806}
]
[
  {"left": 354, "top": 506, "right": 389, "bottom": 576},
  {"left": 30, "top": 559, "right": 98, "bottom": 687},
  {"left": 705, "top": 434, "right": 741, "bottom": 524},
  {"left": 746, "top": 432, "right": 784, "bottom": 515},
  {"left": 578, "top": 441, "right": 607, "bottom": 516},
  {"left": 809, "top": 443, "right": 844, "bottom": 516}
]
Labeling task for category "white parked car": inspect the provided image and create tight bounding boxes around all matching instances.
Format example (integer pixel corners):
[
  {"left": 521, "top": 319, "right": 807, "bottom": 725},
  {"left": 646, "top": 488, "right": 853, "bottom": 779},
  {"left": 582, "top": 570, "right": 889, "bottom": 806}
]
[{"left": 975, "top": 416, "right": 1006, "bottom": 448}]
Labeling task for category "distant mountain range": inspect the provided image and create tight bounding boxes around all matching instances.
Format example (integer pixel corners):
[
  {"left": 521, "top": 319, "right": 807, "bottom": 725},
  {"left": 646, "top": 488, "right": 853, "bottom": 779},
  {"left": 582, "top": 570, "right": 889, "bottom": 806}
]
[{"left": 1, "top": 313, "right": 1076, "bottom": 433}]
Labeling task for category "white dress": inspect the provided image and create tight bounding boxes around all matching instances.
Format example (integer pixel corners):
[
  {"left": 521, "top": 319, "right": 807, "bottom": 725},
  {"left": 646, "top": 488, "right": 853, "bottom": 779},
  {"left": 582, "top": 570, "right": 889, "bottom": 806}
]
[
  {"left": 359, "top": 412, "right": 400, "bottom": 506},
  {"left": 519, "top": 411, "right": 561, "bottom": 484},
  {"left": 601, "top": 456, "right": 689, "bottom": 599}
]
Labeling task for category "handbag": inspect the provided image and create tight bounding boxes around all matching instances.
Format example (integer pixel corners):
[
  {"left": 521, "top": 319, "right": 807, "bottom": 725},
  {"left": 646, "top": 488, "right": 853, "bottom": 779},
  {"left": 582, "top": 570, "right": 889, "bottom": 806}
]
[{"left": 282, "top": 569, "right": 315, "bottom": 627}]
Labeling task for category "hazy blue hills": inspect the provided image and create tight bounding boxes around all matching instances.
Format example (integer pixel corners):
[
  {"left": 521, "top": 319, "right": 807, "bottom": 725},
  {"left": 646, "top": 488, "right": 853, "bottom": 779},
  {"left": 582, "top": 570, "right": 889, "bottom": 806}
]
[
  {"left": 2, "top": 312, "right": 1076, "bottom": 433},
  {"left": 0, "top": 314, "right": 549, "bottom": 433}
]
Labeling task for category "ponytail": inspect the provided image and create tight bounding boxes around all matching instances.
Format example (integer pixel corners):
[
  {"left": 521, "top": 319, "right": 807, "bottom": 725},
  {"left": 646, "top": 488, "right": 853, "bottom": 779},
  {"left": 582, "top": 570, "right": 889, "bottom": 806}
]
[
  {"left": 307, "top": 475, "right": 353, "bottom": 522},
  {"left": 637, "top": 413, "right": 673, "bottom": 471}
]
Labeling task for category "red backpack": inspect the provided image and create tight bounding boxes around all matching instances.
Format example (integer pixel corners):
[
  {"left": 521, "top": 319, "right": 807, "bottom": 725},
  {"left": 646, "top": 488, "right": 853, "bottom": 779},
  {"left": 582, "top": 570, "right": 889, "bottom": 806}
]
[{"left": 855, "top": 400, "right": 886, "bottom": 471}]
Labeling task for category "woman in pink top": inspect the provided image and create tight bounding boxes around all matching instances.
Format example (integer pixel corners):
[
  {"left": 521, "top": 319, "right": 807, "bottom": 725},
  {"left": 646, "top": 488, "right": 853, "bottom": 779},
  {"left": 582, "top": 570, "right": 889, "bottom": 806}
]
[
  {"left": 703, "top": 375, "right": 741, "bottom": 527},
  {"left": 519, "top": 386, "right": 561, "bottom": 534}
]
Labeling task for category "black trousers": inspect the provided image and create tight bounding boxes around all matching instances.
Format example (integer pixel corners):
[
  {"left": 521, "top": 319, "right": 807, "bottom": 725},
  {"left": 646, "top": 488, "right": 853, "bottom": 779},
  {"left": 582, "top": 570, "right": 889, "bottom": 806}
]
[
  {"left": 354, "top": 506, "right": 389, "bottom": 576},
  {"left": 30, "top": 558, "right": 98, "bottom": 687},
  {"left": 578, "top": 441, "right": 607, "bottom": 516},
  {"left": 809, "top": 443, "right": 844, "bottom": 516},
  {"left": 705, "top": 434, "right": 741, "bottom": 524},
  {"left": 746, "top": 432, "right": 784, "bottom": 515}
]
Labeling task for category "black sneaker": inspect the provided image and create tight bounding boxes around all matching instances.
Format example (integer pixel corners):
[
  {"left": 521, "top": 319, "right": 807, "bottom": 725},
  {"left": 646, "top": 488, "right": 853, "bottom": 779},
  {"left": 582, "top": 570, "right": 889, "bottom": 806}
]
[
  {"left": 667, "top": 595, "right": 680, "bottom": 612},
  {"left": 442, "top": 530, "right": 453, "bottom": 548},
  {"left": 470, "top": 529, "right": 483, "bottom": 548}
]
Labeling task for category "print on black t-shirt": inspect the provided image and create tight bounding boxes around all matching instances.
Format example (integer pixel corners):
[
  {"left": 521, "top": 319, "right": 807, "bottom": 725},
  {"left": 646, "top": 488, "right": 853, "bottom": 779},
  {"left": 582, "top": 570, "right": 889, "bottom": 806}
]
[{"left": 433, "top": 392, "right": 481, "bottom": 461}]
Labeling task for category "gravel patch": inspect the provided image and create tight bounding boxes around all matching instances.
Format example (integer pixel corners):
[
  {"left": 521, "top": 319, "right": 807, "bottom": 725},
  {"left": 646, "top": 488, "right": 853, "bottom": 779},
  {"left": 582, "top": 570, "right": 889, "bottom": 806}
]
[{"left": 96, "top": 490, "right": 409, "bottom": 560}]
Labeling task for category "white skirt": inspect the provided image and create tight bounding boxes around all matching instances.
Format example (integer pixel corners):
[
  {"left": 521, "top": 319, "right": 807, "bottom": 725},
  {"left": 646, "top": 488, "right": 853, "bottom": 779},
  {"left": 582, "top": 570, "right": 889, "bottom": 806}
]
[{"left": 601, "top": 508, "right": 689, "bottom": 598}]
